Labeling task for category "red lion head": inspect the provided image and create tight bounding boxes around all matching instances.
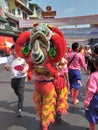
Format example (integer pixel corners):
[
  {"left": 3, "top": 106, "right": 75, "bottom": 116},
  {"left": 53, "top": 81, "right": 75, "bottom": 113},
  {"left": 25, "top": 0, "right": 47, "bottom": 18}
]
[{"left": 15, "top": 23, "right": 66, "bottom": 80}]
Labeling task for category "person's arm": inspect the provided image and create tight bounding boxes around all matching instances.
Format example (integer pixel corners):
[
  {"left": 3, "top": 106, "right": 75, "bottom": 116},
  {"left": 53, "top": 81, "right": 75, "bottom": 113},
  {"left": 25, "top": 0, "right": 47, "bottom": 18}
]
[
  {"left": 21, "top": 60, "right": 29, "bottom": 74},
  {"left": 79, "top": 53, "right": 87, "bottom": 72},
  {"left": 84, "top": 90, "right": 94, "bottom": 110},
  {"left": 84, "top": 74, "right": 97, "bottom": 109},
  {"left": 64, "top": 72, "right": 70, "bottom": 90},
  {"left": 4, "top": 56, "right": 10, "bottom": 71},
  {"left": 60, "top": 58, "right": 70, "bottom": 89}
]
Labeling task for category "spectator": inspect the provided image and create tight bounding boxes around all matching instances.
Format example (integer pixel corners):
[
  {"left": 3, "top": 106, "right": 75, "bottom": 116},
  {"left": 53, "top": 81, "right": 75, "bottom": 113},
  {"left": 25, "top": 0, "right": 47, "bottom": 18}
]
[
  {"left": 84, "top": 56, "right": 98, "bottom": 130},
  {"left": 87, "top": 45, "right": 98, "bottom": 74},
  {"left": 85, "top": 45, "right": 92, "bottom": 64},
  {"left": 4, "top": 45, "right": 29, "bottom": 117},
  {"left": 67, "top": 42, "right": 87, "bottom": 104}
]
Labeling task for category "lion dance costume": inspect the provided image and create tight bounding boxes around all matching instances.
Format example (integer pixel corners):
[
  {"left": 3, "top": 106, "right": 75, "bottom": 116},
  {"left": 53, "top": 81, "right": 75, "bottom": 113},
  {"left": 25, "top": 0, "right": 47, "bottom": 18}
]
[{"left": 15, "top": 23, "right": 68, "bottom": 130}]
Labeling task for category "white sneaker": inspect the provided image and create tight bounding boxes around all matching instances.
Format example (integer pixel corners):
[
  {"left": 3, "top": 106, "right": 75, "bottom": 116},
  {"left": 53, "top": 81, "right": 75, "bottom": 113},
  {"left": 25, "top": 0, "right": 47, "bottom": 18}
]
[
  {"left": 17, "top": 109, "right": 22, "bottom": 117},
  {"left": 73, "top": 99, "right": 79, "bottom": 104}
]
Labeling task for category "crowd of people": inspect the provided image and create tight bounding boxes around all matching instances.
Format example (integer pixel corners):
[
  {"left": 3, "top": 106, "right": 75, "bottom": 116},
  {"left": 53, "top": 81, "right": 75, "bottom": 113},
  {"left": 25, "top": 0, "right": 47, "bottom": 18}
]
[
  {"left": 67, "top": 42, "right": 98, "bottom": 130},
  {"left": 3, "top": 24, "right": 98, "bottom": 130}
]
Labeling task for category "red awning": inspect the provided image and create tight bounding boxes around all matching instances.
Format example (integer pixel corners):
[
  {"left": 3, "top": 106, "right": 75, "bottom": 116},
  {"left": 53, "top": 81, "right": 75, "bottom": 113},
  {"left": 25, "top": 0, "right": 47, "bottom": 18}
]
[{"left": 0, "top": 35, "right": 14, "bottom": 50}]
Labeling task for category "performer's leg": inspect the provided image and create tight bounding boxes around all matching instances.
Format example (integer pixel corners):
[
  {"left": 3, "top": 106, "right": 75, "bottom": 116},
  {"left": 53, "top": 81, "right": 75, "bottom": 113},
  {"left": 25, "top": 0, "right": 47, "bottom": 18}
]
[
  {"left": 69, "top": 87, "right": 73, "bottom": 97},
  {"left": 42, "top": 126, "right": 48, "bottom": 130},
  {"left": 53, "top": 76, "right": 68, "bottom": 123},
  {"left": 73, "top": 89, "right": 79, "bottom": 104},
  {"left": 90, "top": 123, "right": 95, "bottom": 130},
  {"left": 55, "top": 111, "right": 62, "bottom": 124},
  {"left": 41, "top": 88, "right": 56, "bottom": 130},
  {"left": 33, "top": 91, "right": 42, "bottom": 117},
  {"left": 55, "top": 87, "right": 68, "bottom": 123},
  {"left": 33, "top": 82, "right": 56, "bottom": 130}
]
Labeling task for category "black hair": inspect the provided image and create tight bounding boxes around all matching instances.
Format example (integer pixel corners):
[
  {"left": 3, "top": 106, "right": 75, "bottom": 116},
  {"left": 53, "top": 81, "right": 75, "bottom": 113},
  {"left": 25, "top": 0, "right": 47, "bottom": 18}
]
[
  {"left": 11, "top": 45, "right": 15, "bottom": 50},
  {"left": 72, "top": 42, "right": 79, "bottom": 51},
  {"left": 13, "top": 36, "right": 18, "bottom": 42},
  {"left": 94, "top": 56, "right": 98, "bottom": 67}
]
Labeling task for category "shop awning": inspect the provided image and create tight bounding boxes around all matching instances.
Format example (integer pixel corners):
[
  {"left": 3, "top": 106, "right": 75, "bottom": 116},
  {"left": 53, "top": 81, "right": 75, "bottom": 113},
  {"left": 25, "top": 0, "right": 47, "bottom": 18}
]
[
  {"left": 0, "top": 35, "right": 14, "bottom": 50},
  {"left": 0, "top": 29, "right": 15, "bottom": 36},
  {"left": 0, "top": 16, "right": 7, "bottom": 23}
]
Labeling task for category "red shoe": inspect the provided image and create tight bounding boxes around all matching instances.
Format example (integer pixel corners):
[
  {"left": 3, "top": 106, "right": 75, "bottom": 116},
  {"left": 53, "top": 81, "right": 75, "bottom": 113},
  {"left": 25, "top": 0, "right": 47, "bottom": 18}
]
[
  {"left": 73, "top": 99, "right": 79, "bottom": 104},
  {"left": 69, "top": 92, "right": 73, "bottom": 97}
]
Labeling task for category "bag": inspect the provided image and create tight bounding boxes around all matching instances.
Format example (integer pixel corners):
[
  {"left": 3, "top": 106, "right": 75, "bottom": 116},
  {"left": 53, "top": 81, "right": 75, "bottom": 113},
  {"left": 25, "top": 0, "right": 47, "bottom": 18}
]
[{"left": 68, "top": 54, "right": 77, "bottom": 67}]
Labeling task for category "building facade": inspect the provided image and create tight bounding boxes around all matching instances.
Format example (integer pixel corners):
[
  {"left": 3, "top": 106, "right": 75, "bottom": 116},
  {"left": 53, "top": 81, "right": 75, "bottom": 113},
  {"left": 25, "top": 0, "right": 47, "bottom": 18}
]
[{"left": 0, "top": 0, "right": 43, "bottom": 56}]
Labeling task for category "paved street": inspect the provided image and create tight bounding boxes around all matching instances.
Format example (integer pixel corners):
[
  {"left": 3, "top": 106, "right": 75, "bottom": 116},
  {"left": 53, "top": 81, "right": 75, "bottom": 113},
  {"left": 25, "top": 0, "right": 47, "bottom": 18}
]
[{"left": 0, "top": 64, "right": 98, "bottom": 130}]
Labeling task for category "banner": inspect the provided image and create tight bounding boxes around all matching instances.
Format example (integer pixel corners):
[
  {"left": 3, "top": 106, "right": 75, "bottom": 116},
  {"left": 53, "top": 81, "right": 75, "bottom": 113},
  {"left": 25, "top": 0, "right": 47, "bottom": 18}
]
[
  {"left": 19, "top": 14, "right": 98, "bottom": 28},
  {"left": 9, "top": 0, "right": 15, "bottom": 10}
]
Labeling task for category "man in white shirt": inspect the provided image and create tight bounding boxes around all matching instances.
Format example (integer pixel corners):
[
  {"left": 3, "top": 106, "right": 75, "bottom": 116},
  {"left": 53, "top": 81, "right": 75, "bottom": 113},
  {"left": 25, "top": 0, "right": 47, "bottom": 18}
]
[{"left": 4, "top": 45, "right": 29, "bottom": 117}]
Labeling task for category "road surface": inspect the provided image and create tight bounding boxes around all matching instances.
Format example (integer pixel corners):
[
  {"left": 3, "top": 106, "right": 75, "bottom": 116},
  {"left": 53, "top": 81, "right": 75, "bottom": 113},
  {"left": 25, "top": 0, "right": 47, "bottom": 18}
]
[{"left": 0, "top": 64, "right": 98, "bottom": 130}]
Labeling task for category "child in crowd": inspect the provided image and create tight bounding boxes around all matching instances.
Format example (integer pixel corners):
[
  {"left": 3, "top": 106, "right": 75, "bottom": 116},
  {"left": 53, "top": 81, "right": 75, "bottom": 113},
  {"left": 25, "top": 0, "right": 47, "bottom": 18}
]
[
  {"left": 84, "top": 56, "right": 98, "bottom": 130},
  {"left": 67, "top": 42, "right": 87, "bottom": 104}
]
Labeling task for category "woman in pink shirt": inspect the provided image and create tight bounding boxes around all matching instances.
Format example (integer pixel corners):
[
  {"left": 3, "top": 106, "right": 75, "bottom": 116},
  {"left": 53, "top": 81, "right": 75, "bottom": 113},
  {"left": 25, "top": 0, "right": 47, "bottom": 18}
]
[
  {"left": 84, "top": 56, "right": 98, "bottom": 130},
  {"left": 67, "top": 42, "right": 87, "bottom": 104}
]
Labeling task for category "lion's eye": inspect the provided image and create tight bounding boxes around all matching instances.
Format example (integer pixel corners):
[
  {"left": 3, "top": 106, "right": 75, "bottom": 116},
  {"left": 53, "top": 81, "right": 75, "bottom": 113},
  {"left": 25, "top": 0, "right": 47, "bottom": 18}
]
[{"left": 42, "top": 30, "right": 47, "bottom": 35}]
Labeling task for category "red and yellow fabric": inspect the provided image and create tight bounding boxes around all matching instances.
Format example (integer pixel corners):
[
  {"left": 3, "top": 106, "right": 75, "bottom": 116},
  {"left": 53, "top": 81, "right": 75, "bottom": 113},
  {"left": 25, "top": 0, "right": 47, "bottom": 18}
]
[
  {"left": 53, "top": 76, "right": 68, "bottom": 114},
  {"left": 33, "top": 81, "right": 57, "bottom": 128},
  {"left": 55, "top": 87, "right": 68, "bottom": 114}
]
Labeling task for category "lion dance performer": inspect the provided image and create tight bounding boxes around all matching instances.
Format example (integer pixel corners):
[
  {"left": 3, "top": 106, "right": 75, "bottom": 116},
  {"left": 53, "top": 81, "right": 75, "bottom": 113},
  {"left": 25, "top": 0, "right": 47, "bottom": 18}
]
[
  {"left": 15, "top": 23, "right": 68, "bottom": 130},
  {"left": 54, "top": 54, "right": 69, "bottom": 123}
]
